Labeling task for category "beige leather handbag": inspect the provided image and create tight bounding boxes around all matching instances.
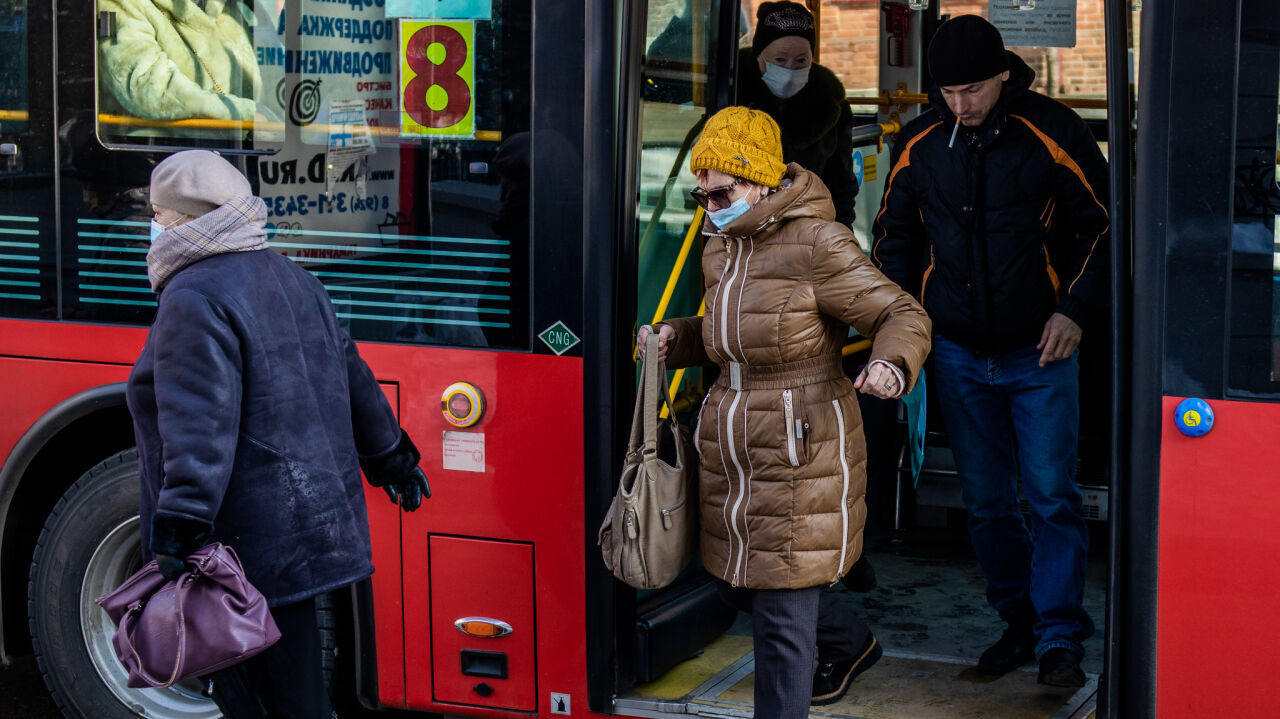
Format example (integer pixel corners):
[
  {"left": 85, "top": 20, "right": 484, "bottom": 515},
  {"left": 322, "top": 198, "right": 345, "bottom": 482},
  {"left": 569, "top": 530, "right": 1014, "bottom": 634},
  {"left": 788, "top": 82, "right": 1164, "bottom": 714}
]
[{"left": 598, "top": 334, "right": 698, "bottom": 589}]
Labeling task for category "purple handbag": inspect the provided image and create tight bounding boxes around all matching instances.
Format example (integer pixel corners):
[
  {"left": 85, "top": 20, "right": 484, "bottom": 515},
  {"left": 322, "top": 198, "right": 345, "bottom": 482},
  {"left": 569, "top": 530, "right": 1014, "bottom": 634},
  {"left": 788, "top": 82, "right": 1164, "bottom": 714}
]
[{"left": 94, "top": 543, "right": 281, "bottom": 688}]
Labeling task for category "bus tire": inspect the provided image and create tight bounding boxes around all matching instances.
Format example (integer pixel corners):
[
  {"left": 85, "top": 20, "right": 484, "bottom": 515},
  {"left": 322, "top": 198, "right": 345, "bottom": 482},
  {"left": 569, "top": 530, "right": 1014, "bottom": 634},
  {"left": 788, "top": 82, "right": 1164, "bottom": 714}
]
[{"left": 27, "top": 449, "right": 222, "bottom": 719}]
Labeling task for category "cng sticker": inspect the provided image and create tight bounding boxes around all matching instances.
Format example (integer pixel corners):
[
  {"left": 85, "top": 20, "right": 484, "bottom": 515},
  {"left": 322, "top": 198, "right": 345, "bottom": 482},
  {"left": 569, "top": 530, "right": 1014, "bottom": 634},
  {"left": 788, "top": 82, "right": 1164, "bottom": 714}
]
[
  {"left": 538, "top": 321, "right": 580, "bottom": 356},
  {"left": 399, "top": 20, "right": 475, "bottom": 138}
]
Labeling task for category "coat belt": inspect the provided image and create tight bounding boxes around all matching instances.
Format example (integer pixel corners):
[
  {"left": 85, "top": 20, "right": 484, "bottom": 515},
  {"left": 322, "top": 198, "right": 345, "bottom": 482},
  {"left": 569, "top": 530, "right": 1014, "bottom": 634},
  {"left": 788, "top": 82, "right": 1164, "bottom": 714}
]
[{"left": 717, "top": 355, "right": 845, "bottom": 390}]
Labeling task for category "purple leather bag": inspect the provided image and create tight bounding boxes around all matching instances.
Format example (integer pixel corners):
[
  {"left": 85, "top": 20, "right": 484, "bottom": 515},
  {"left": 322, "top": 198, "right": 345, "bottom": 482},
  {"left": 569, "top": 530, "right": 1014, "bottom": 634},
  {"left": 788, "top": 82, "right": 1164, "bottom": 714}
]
[{"left": 94, "top": 543, "right": 281, "bottom": 688}]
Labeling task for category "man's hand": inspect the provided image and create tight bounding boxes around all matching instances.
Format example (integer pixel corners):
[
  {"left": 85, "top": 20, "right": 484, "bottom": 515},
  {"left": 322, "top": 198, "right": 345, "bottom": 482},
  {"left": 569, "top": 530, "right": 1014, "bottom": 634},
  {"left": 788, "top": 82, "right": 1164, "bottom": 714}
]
[
  {"left": 636, "top": 324, "right": 675, "bottom": 362},
  {"left": 1037, "top": 313, "right": 1083, "bottom": 367}
]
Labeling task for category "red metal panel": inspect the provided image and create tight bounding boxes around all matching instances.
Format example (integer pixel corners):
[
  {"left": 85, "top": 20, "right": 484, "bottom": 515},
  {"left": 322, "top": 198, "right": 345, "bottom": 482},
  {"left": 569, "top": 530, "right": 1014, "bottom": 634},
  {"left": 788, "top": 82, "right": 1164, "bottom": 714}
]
[
  {"left": 1158, "top": 396, "right": 1280, "bottom": 716},
  {"left": 358, "top": 344, "right": 587, "bottom": 717},
  {"left": 430, "top": 536, "right": 535, "bottom": 710},
  {"left": 367, "top": 383, "right": 406, "bottom": 707},
  {"left": 0, "top": 355, "right": 133, "bottom": 459}
]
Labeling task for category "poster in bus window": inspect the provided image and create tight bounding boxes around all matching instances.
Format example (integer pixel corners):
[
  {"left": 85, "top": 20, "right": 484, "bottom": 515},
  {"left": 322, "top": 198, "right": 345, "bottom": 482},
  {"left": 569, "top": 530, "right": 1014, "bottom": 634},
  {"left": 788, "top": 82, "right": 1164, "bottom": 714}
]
[
  {"left": 398, "top": 20, "right": 477, "bottom": 139},
  {"left": 252, "top": 0, "right": 404, "bottom": 245}
]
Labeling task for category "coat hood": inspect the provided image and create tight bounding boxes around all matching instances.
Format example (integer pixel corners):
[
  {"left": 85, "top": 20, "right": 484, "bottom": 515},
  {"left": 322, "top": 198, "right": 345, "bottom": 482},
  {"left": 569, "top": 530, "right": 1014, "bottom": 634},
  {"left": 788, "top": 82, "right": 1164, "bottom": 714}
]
[
  {"left": 703, "top": 163, "right": 835, "bottom": 238},
  {"left": 926, "top": 50, "right": 1036, "bottom": 128}
]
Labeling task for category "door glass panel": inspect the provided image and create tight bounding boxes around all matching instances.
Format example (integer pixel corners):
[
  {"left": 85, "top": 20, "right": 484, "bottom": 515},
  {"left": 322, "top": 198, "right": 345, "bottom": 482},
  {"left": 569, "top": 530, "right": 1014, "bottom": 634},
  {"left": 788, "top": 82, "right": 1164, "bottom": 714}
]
[
  {"left": 1227, "top": 0, "right": 1280, "bottom": 395},
  {"left": 636, "top": 0, "right": 724, "bottom": 385}
]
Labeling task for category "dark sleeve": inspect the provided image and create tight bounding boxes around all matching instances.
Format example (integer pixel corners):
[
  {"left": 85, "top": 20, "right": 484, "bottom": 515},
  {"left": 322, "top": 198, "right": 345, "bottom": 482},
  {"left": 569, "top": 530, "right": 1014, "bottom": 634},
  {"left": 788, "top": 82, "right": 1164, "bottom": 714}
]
[
  {"left": 150, "top": 289, "right": 243, "bottom": 525},
  {"left": 824, "top": 102, "right": 859, "bottom": 227},
  {"left": 1051, "top": 113, "right": 1111, "bottom": 326},
  {"left": 869, "top": 127, "right": 930, "bottom": 299},
  {"left": 341, "top": 330, "right": 401, "bottom": 459},
  {"left": 655, "top": 315, "right": 709, "bottom": 369}
]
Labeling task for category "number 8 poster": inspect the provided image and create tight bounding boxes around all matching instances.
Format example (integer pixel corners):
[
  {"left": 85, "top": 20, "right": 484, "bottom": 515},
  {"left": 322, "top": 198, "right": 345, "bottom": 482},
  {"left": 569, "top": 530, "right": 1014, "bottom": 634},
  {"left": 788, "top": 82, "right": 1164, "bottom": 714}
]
[{"left": 399, "top": 20, "right": 476, "bottom": 138}]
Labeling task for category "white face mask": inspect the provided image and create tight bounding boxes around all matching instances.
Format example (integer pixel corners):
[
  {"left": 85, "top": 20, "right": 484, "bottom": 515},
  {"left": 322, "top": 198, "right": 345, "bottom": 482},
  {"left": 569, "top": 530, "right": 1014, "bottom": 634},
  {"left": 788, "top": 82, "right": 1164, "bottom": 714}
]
[{"left": 762, "top": 62, "right": 810, "bottom": 99}]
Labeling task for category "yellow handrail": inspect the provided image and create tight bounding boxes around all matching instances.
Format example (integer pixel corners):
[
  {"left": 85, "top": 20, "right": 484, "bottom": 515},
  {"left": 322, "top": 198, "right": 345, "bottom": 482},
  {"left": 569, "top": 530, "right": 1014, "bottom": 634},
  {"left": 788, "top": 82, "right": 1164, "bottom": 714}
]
[
  {"left": 650, "top": 206, "right": 704, "bottom": 325},
  {"left": 0, "top": 110, "right": 29, "bottom": 122},
  {"left": 661, "top": 296, "right": 707, "bottom": 420},
  {"left": 94, "top": 113, "right": 501, "bottom": 141}
]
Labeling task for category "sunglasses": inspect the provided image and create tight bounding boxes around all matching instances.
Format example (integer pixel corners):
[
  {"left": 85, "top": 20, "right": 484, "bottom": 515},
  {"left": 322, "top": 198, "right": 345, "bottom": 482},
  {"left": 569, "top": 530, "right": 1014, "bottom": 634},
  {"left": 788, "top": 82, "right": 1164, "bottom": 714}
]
[{"left": 689, "top": 177, "right": 743, "bottom": 210}]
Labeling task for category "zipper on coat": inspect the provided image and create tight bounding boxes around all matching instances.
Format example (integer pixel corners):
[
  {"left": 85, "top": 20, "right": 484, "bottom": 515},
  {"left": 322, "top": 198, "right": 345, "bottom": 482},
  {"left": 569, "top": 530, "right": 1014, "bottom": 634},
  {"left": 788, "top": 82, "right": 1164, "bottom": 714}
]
[
  {"left": 725, "top": 389, "right": 749, "bottom": 586},
  {"left": 783, "top": 389, "right": 800, "bottom": 467},
  {"left": 718, "top": 238, "right": 743, "bottom": 363},
  {"left": 832, "top": 398, "right": 850, "bottom": 582}
]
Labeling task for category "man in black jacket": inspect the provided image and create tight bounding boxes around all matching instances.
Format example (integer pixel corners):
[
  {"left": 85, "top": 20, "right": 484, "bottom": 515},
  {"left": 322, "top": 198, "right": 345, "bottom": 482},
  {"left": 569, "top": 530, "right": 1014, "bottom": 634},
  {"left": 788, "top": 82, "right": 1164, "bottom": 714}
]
[{"left": 872, "top": 16, "right": 1108, "bottom": 688}]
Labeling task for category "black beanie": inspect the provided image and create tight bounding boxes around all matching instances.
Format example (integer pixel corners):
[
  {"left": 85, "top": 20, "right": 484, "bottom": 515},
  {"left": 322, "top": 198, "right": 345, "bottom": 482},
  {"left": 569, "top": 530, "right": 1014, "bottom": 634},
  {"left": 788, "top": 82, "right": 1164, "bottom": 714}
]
[
  {"left": 928, "top": 15, "right": 1010, "bottom": 87},
  {"left": 752, "top": 2, "right": 816, "bottom": 58}
]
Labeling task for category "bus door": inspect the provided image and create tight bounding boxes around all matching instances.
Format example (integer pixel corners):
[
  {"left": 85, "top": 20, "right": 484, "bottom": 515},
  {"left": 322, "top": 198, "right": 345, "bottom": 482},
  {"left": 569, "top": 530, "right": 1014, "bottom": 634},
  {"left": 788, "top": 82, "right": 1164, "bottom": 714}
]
[
  {"left": 611, "top": 2, "right": 1133, "bottom": 718},
  {"left": 0, "top": 0, "right": 53, "bottom": 320},
  {"left": 1131, "top": 0, "right": 1280, "bottom": 716}
]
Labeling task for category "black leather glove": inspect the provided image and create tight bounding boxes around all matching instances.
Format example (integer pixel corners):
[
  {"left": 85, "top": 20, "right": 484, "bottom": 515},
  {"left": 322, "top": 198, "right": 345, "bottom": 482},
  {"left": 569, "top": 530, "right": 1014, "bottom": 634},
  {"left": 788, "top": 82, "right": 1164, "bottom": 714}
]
[
  {"left": 151, "top": 512, "right": 213, "bottom": 581},
  {"left": 155, "top": 553, "right": 188, "bottom": 581},
  {"left": 362, "top": 429, "right": 432, "bottom": 512}
]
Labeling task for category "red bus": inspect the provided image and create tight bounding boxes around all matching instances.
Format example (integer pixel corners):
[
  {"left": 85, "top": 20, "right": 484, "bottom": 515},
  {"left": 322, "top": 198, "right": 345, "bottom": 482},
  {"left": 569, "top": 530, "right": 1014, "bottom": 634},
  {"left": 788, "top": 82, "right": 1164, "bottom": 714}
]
[{"left": 0, "top": 0, "right": 1274, "bottom": 717}]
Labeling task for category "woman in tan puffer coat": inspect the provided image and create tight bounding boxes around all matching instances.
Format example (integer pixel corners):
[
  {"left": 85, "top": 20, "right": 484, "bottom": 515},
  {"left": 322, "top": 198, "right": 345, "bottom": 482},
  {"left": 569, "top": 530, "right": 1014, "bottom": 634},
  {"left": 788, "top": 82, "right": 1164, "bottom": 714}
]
[{"left": 638, "top": 107, "right": 930, "bottom": 717}]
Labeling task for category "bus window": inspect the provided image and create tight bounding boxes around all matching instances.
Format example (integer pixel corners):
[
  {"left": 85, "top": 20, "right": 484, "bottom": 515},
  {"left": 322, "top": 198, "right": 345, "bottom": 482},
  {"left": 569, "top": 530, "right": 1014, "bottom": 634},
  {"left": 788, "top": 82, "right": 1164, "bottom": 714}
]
[
  {"left": 73, "top": 0, "right": 531, "bottom": 350},
  {"left": 636, "top": 0, "right": 726, "bottom": 399},
  {"left": 0, "top": 0, "right": 27, "bottom": 135},
  {"left": 1227, "top": 8, "right": 1280, "bottom": 395},
  {"left": 93, "top": 0, "right": 283, "bottom": 149}
]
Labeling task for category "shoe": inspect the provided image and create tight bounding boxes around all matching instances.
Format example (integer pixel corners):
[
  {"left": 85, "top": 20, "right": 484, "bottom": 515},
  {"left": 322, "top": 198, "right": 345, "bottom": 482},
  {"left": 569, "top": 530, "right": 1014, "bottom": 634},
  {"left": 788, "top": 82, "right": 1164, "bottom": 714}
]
[
  {"left": 976, "top": 623, "right": 1036, "bottom": 676},
  {"left": 811, "top": 634, "right": 883, "bottom": 706},
  {"left": 840, "top": 555, "right": 877, "bottom": 593},
  {"left": 1038, "top": 648, "right": 1086, "bottom": 688}
]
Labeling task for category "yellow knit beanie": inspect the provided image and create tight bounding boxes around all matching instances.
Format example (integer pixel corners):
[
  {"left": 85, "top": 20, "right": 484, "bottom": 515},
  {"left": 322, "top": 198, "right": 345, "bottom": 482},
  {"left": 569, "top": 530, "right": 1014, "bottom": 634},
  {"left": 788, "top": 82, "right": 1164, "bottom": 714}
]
[{"left": 689, "top": 107, "right": 786, "bottom": 188}]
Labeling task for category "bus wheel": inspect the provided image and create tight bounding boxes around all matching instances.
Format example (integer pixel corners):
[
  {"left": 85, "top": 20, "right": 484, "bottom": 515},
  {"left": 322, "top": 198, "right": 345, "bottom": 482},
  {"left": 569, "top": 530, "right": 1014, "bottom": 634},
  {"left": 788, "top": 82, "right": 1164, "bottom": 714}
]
[{"left": 27, "top": 449, "right": 221, "bottom": 719}]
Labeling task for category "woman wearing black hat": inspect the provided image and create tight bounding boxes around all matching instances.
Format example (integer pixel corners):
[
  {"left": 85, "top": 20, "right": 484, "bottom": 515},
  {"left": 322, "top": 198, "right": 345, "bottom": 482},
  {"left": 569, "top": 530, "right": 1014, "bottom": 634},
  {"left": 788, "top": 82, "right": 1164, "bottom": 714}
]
[{"left": 737, "top": 1, "right": 858, "bottom": 227}]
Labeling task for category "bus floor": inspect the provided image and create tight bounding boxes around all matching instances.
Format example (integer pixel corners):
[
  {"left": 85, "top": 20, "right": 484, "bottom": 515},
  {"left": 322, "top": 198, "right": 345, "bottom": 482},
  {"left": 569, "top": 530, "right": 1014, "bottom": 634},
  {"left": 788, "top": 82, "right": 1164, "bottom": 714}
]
[{"left": 616, "top": 525, "right": 1106, "bottom": 719}]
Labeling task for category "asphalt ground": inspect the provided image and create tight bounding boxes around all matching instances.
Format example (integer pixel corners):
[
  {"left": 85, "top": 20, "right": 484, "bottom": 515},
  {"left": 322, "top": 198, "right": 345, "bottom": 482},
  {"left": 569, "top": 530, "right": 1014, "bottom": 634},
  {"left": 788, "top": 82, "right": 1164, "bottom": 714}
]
[{"left": 0, "top": 653, "right": 60, "bottom": 718}]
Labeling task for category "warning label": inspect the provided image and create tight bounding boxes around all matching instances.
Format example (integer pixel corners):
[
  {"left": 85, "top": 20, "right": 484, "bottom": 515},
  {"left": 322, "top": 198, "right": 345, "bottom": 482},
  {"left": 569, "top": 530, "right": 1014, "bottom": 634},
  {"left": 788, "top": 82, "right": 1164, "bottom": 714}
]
[{"left": 443, "top": 431, "right": 485, "bottom": 472}]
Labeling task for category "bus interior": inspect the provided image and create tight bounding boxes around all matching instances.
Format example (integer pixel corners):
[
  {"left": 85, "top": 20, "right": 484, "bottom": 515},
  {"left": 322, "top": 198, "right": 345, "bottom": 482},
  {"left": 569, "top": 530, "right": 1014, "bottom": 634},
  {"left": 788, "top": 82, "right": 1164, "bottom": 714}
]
[{"left": 610, "top": 2, "right": 1132, "bottom": 718}]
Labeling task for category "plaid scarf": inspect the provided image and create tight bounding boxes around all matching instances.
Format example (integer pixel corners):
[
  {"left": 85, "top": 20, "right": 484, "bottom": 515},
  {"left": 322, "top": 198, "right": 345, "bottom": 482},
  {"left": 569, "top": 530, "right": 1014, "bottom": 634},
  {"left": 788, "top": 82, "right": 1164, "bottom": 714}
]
[{"left": 148, "top": 196, "right": 269, "bottom": 291}]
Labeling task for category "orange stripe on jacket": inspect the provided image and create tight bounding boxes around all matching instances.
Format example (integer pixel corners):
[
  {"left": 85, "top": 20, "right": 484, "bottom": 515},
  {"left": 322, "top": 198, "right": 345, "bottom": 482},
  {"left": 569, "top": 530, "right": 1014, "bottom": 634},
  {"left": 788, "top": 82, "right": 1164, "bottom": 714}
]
[
  {"left": 871, "top": 122, "right": 944, "bottom": 268},
  {"left": 1011, "top": 114, "right": 1109, "bottom": 296}
]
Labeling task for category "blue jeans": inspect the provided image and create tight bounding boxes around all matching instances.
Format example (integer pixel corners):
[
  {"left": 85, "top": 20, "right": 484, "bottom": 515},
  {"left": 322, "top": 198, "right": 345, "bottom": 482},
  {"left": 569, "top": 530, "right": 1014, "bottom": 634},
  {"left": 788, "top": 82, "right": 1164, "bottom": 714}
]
[{"left": 931, "top": 334, "right": 1094, "bottom": 659}]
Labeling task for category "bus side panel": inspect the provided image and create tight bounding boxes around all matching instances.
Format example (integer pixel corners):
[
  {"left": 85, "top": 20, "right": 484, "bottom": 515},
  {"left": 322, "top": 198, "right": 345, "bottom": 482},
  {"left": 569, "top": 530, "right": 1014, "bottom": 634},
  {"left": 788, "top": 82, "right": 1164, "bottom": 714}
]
[
  {"left": 0, "top": 356, "right": 134, "bottom": 460},
  {"left": 1157, "top": 396, "right": 1280, "bottom": 716},
  {"left": 358, "top": 345, "right": 585, "bottom": 717}
]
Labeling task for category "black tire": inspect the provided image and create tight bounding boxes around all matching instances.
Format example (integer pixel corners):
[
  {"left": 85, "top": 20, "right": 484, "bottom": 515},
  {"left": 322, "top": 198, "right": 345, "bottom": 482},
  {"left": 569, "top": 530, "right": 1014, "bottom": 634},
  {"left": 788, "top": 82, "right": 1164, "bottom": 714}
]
[{"left": 27, "top": 449, "right": 220, "bottom": 719}]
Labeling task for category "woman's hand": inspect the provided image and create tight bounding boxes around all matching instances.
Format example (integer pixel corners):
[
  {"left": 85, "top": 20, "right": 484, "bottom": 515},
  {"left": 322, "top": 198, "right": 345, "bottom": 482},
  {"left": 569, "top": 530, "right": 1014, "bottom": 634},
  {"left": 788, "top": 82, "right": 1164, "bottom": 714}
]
[
  {"left": 636, "top": 324, "right": 675, "bottom": 362},
  {"left": 855, "top": 360, "right": 903, "bottom": 399}
]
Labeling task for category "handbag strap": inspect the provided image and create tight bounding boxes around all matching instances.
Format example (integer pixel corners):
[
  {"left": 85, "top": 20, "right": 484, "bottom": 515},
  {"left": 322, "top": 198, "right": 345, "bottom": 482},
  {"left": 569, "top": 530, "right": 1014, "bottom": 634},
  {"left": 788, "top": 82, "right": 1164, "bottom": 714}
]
[
  {"left": 626, "top": 334, "right": 680, "bottom": 464},
  {"left": 116, "top": 576, "right": 191, "bottom": 687}
]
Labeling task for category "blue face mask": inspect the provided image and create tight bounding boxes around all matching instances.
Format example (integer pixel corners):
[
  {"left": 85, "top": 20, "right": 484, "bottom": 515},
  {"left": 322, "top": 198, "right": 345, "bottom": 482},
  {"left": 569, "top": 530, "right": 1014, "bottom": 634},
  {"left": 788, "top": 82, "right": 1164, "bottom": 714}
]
[
  {"left": 762, "top": 62, "right": 810, "bottom": 99},
  {"left": 150, "top": 219, "right": 166, "bottom": 243},
  {"left": 707, "top": 196, "right": 752, "bottom": 229}
]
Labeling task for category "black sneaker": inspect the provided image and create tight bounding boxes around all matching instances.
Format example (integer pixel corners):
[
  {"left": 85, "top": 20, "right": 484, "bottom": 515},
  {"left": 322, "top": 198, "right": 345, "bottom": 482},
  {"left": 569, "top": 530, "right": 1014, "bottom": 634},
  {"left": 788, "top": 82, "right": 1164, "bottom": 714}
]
[
  {"left": 976, "top": 623, "right": 1036, "bottom": 676},
  {"left": 1038, "top": 648, "right": 1086, "bottom": 688},
  {"left": 811, "top": 634, "right": 883, "bottom": 706},
  {"left": 839, "top": 555, "right": 877, "bottom": 593}
]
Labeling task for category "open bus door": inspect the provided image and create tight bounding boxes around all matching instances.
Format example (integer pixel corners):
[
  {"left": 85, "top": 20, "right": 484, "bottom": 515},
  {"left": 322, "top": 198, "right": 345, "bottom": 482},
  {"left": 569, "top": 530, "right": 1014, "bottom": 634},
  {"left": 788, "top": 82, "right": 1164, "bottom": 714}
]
[
  {"left": 603, "top": 2, "right": 1134, "bottom": 718},
  {"left": 1129, "top": 0, "right": 1280, "bottom": 716}
]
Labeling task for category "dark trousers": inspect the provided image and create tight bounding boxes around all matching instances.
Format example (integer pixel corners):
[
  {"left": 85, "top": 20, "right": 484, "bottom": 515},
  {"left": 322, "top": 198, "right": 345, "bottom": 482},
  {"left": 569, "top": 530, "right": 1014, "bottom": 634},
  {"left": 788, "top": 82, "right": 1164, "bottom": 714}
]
[
  {"left": 714, "top": 579, "right": 871, "bottom": 718},
  {"left": 209, "top": 596, "right": 333, "bottom": 719}
]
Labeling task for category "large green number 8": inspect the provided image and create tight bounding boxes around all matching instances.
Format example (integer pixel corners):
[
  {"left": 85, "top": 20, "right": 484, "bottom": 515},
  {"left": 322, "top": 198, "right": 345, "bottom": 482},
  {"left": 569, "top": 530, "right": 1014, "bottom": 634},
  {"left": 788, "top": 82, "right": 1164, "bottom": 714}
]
[{"left": 404, "top": 25, "right": 471, "bottom": 129}]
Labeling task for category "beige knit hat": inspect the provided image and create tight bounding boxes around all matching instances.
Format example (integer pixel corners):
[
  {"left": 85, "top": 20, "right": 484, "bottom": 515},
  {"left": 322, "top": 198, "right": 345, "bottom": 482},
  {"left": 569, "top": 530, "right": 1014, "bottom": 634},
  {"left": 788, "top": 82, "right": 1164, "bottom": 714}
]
[
  {"left": 150, "top": 150, "right": 253, "bottom": 217},
  {"left": 689, "top": 106, "right": 787, "bottom": 188}
]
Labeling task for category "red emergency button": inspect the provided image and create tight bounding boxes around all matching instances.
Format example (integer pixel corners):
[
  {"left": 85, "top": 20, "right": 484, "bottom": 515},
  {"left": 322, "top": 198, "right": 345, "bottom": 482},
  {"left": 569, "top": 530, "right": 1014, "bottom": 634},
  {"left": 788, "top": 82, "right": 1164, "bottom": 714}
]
[{"left": 442, "top": 382, "right": 485, "bottom": 428}]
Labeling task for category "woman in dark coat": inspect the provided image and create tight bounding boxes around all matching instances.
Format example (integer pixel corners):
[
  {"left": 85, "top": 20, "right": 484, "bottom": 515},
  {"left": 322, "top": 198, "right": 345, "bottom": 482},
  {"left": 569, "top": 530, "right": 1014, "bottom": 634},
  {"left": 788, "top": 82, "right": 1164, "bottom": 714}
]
[
  {"left": 126, "top": 150, "right": 429, "bottom": 718},
  {"left": 738, "top": 1, "right": 858, "bottom": 227}
]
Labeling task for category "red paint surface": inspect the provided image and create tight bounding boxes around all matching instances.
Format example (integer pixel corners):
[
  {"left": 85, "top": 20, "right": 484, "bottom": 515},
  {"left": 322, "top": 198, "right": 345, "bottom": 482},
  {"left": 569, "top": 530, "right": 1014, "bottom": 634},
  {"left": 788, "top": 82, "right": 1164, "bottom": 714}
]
[
  {"left": 2, "top": 320, "right": 589, "bottom": 717},
  {"left": 1158, "top": 396, "right": 1280, "bottom": 717},
  {"left": 429, "top": 536, "right": 535, "bottom": 710}
]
